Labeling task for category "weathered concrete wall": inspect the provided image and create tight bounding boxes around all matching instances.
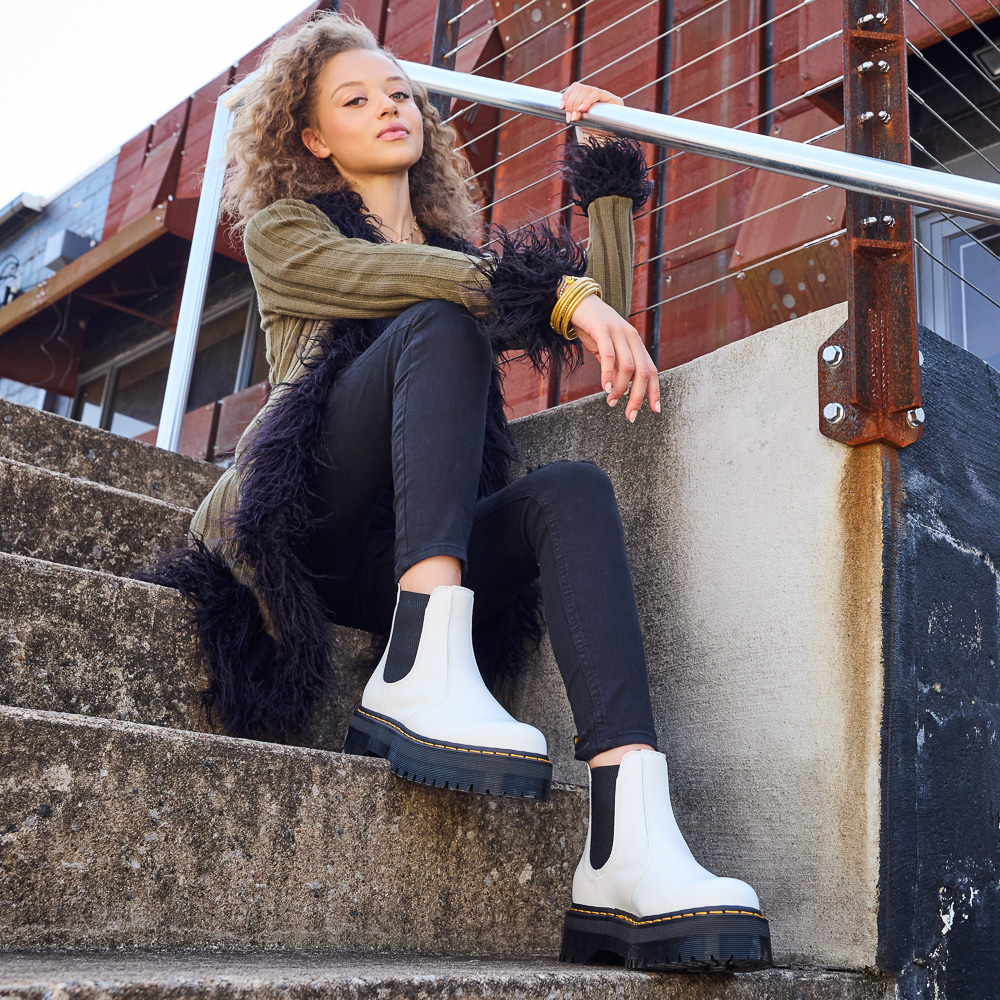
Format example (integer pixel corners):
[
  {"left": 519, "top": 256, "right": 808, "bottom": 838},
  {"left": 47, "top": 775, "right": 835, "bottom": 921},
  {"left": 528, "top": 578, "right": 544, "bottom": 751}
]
[{"left": 509, "top": 302, "right": 885, "bottom": 971}]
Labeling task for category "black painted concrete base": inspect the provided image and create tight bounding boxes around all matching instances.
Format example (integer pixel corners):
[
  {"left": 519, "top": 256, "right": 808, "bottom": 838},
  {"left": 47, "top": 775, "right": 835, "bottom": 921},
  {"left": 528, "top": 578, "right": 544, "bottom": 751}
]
[{"left": 880, "top": 327, "right": 1000, "bottom": 1000}]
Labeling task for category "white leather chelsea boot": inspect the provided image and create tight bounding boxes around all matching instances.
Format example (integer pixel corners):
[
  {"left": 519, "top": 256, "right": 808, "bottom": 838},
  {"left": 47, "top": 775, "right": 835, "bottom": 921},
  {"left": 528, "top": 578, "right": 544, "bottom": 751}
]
[
  {"left": 344, "top": 584, "right": 552, "bottom": 799},
  {"left": 560, "top": 748, "right": 772, "bottom": 970}
]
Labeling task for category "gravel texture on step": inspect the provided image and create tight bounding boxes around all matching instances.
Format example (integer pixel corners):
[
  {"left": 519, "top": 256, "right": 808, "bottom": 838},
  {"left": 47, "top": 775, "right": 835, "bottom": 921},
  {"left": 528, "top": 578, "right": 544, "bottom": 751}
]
[
  {"left": 0, "top": 397, "right": 221, "bottom": 509},
  {"left": 0, "top": 552, "right": 372, "bottom": 750},
  {"left": 0, "top": 457, "right": 192, "bottom": 576},
  {"left": 0, "top": 706, "right": 588, "bottom": 956},
  {"left": 0, "top": 953, "right": 895, "bottom": 999}
]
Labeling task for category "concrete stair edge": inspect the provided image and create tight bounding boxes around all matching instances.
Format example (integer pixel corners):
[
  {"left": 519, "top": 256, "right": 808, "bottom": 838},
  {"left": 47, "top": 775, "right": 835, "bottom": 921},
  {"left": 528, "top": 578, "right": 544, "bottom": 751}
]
[
  {"left": 0, "top": 455, "right": 195, "bottom": 513},
  {"left": 0, "top": 953, "right": 896, "bottom": 1000},
  {"left": 0, "top": 704, "right": 589, "bottom": 956},
  {"left": 0, "top": 396, "right": 222, "bottom": 510},
  {"left": 0, "top": 456, "right": 193, "bottom": 577},
  {"left": 0, "top": 550, "right": 372, "bottom": 754}
]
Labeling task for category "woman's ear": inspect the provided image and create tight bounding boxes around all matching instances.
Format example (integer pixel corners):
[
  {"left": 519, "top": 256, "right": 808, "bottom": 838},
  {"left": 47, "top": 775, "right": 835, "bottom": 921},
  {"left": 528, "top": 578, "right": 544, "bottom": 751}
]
[{"left": 301, "top": 126, "right": 332, "bottom": 160}]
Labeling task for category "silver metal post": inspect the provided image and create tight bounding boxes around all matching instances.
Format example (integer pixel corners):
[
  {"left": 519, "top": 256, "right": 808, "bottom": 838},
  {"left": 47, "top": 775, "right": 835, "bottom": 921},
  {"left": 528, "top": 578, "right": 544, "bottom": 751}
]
[
  {"left": 155, "top": 94, "right": 235, "bottom": 452},
  {"left": 401, "top": 61, "right": 1000, "bottom": 224}
]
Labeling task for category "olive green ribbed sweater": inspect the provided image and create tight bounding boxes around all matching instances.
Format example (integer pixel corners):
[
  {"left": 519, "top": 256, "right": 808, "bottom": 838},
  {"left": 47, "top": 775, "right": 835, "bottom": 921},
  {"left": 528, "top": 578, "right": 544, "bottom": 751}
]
[{"left": 188, "top": 194, "right": 637, "bottom": 604}]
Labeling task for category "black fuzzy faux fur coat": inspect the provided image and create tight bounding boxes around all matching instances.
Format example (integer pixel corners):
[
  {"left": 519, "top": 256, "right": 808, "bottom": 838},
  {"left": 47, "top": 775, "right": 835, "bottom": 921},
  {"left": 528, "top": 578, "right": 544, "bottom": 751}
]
[{"left": 139, "top": 137, "right": 652, "bottom": 747}]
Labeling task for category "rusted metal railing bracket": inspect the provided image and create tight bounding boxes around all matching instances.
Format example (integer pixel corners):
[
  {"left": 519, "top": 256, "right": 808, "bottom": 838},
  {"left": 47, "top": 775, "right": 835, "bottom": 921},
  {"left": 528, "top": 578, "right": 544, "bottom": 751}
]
[{"left": 818, "top": 0, "right": 923, "bottom": 448}]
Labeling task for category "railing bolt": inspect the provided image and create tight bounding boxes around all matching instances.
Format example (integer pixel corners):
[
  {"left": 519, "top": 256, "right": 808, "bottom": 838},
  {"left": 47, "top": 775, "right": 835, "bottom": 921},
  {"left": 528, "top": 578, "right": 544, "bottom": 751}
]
[
  {"left": 877, "top": 59, "right": 890, "bottom": 72},
  {"left": 822, "top": 345, "right": 844, "bottom": 366},
  {"left": 882, "top": 214, "right": 897, "bottom": 226},
  {"left": 857, "top": 11, "right": 888, "bottom": 26},
  {"left": 877, "top": 110, "right": 891, "bottom": 123},
  {"left": 862, "top": 216, "right": 879, "bottom": 226},
  {"left": 858, "top": 111, "right": 875, "bottom": 123},
  {"left": 858, "top": 60, "right": 874, "bottom": 74},
  {"left": 824, "top": 402, "right": 846, "bottom": 424},
  {"left": 906, "top": 407, "right": 925, "bottom": 427}
]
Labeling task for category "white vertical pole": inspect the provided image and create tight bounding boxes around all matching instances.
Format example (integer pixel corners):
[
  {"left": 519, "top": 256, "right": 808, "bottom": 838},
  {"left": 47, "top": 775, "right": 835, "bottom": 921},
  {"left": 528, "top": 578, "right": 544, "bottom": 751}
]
[{"left": 155, "top": 95, "right": 234, "bottom": 452}]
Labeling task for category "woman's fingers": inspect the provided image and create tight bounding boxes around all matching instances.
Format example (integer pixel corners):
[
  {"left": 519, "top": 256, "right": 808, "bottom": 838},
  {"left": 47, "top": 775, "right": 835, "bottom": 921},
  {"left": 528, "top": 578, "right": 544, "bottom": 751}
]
[
  {"left": 594, "top": 328, "right": 618, "bottom": 397},
  {"left": 607, "top": 325, "right": 636, "bottom": 406},
  {"left": 559, "top": 82, "right": 624, "bottom": 123},
  {"left": 568, "top": 295, "right": 661, "bottom": 421},
  {"left": 608, "top": 328, "right": 661, "bottom": 422},
  {"left": 623, "top": 330, "right": 660, "bottom": 421}
]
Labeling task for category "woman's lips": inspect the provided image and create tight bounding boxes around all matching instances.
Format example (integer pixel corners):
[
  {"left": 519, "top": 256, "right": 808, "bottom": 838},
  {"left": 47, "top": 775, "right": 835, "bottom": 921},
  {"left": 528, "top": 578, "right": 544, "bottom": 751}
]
[{"left": 378, "top": 126, "right": 409, "bottom": 139}]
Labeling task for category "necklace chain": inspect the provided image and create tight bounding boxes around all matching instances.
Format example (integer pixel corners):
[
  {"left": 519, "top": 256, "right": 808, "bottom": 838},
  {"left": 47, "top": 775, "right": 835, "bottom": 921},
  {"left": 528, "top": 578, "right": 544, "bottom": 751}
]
[{"left": 381, "top": 217, "right": 421, "bottom": 244}]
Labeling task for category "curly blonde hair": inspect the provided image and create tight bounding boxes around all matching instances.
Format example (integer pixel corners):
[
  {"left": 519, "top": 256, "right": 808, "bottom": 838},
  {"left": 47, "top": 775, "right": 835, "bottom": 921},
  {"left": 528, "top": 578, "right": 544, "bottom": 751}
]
[{"left": 221, "top": 10, "right": 482, "bottom": 242}]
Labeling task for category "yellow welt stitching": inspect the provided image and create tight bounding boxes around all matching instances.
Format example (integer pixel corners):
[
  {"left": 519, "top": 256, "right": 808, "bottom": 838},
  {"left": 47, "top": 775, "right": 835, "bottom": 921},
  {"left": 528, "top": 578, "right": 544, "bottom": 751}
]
[
  {"left": 568, "top": 907, "right": 762, "bottom": 926},
  {"left": 357, "top": 708, "right": 549, "bottom": 763}
]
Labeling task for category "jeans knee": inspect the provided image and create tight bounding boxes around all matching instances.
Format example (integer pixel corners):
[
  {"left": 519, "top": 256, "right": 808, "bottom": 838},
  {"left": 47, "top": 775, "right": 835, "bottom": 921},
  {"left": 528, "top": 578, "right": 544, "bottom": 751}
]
[
  {"left": 397, "top": 299, "right": 491, "bottom": 374},
  {"left": 525, "top": 461, "right": 618, "bottom": 517}
]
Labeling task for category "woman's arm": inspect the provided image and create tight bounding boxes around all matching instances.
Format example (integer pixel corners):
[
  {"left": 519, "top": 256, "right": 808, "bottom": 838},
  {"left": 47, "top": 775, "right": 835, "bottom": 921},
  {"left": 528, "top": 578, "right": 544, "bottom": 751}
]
[
  {"left": 245, "top": 198, "right": 585, "bottom": 375},
  {"left": 244, "top": 198, "right": 493, "bottom": 320},
  {"left": 559, "top": 136, "right": 654, "bottom": 319}
]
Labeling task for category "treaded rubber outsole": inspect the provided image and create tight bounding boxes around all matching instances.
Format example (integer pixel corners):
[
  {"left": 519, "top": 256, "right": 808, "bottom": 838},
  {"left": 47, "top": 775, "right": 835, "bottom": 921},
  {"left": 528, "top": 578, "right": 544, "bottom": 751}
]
[
  {"left": 343, "top": 706, "right": 552, "bottom": 801},
  {"left": 559, "top": 903, "right": 773, "bottom": 972}
]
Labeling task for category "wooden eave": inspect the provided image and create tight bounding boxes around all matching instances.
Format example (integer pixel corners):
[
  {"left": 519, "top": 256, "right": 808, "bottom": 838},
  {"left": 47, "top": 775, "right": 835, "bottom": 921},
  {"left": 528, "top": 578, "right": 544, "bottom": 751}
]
[{"left": 0, "top": 198, "right": 197, "bottom": 339}]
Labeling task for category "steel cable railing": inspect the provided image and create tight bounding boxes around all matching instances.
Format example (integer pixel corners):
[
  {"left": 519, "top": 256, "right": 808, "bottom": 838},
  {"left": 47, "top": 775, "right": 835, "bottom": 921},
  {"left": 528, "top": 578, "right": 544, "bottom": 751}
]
[
  {"left": 155, "top": 10, "right": 1000, "bottom": 451},
  {"left": 912, "top": 139, "right": 1000, "bottom": 269},
  {"left": 632, "top": 230, "right": 848, "bottom": 314},
  {"left": 409, "top": 63, "right": 1000, "bottom": 220},
  {"left": 460, "top": 27, "right": 842, "bottom": 201}
]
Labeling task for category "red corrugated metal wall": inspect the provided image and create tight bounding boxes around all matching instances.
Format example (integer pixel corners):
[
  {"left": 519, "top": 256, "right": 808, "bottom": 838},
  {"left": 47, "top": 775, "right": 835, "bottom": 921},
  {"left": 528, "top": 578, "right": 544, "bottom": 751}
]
[{"left": 97, "top": 0, "right": 1000, "bottom": 427}]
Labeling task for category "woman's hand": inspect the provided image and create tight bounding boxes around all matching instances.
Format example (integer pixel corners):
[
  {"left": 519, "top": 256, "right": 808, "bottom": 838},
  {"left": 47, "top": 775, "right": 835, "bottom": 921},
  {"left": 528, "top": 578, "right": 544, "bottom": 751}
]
[
  {"left": 568, "top": 294, "right": 661, "bottom": 422},
  {"left": 558, "top": 82, "right": 624, "bottom": 145}
]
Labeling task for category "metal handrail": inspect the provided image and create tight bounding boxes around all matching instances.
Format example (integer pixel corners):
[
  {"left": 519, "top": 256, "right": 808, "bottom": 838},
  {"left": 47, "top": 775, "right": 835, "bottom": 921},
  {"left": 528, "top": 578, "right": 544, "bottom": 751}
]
[{"left": 156, "top": 60, "right": 1000, "bottom": 452}]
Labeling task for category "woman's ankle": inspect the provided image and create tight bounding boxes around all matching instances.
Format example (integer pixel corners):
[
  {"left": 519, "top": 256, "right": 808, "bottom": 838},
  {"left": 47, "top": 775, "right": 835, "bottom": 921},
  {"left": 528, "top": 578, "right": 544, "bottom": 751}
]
[
  {"left": 588, "top": 743, "right": 656, "bottom": 769},
  {"left": 399, "top": 554, "right": 462, "bottom": 594}
]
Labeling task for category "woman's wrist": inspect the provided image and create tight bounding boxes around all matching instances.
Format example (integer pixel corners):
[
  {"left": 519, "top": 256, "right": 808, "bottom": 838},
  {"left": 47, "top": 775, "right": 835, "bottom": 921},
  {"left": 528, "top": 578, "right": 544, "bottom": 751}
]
[{"left": 550, "top": 275, "right": 602, "bottom": 340}]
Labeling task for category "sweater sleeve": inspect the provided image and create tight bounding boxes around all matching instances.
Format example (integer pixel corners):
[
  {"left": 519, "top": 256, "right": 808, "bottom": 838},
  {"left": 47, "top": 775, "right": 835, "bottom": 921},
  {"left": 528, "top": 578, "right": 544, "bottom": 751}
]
[
  {"left": 244, "top": 199, "right": 493, "bottom": 320},
  {"left": 245, "top": 197, "right": 588, "bottom": 375},
  {"left": 560, "top": 137, "right": 654, "bottom": 321}
]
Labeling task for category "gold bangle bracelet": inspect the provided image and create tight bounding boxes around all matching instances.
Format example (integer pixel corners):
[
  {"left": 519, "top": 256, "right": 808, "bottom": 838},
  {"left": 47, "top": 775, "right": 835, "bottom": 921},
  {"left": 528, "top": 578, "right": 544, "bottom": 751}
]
[
  {"left": 551, "top": 276, "right": 602, "bottom": 337},
  {"left": 552, "top": 278, "right": 602, "bottom": 339},
  {"left": 556, "top": 288, "right": 597, "bottom": 340}
]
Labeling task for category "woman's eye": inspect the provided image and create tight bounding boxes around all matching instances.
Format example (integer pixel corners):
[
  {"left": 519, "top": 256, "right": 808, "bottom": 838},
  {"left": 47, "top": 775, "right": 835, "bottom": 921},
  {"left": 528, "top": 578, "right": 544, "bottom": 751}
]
[{"left": 344, "top": 90, "right": 410, "bottom": 108}]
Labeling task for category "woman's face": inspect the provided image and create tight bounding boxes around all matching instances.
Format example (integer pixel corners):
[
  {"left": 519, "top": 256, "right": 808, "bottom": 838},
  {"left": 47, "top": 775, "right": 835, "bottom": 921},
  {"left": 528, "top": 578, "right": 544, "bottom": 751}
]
[{"left": 301, "top": 48, "right": 424, "bottom": 182}]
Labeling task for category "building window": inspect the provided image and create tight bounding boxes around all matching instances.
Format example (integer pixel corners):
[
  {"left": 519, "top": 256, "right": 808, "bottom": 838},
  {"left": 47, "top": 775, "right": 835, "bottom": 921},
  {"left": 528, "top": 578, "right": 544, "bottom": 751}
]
[
  {"left": 915, "top": 214, "right": 1000, "bottom": 372},
  {"left": 69, "top": 294, "right": 266, "bottom": 438}
]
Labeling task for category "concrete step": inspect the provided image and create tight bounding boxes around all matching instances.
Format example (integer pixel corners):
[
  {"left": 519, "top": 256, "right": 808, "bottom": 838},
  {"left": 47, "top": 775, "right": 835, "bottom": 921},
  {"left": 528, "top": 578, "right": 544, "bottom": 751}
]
[
  {"left": 0, "top": 551, "right": 579, "bottom": 781},
  {"left": 0, "top": 551, "right": 368, "bottom": 753},
  {"left": 0, "top": 705, "right": 588, "bottom": 955},
  {"left": 0, "top": 457, "right": 191, "bottom": 577},
  {"left": 0, "top": 396, "right": 222, "bottom": 509},
  {"left": 0, "top": 953, "right": 894, "bottom": 999}
]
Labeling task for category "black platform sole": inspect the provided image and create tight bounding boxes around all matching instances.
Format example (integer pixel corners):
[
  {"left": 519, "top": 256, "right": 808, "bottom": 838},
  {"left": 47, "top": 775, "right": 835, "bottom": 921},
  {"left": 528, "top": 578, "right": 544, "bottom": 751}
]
[
  {"left": 560, "top": 903, "right": 773, "bottom": 972},
  {"left": 343, "top": 706, "right": 552, "bottom": 801}
]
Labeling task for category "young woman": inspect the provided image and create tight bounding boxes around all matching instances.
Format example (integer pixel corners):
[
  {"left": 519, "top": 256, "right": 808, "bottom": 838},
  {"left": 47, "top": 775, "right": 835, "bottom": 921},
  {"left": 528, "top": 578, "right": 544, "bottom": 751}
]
[{"left": 154, "top": 9, "right": 771, "bottom": 973}]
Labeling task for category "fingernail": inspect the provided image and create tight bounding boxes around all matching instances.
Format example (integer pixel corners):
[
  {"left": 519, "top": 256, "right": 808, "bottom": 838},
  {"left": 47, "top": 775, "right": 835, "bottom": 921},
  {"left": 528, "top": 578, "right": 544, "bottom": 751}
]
[
  {"left": 628, "top": 410, "right": 637, "bottom": 423},
  {"left": 609, "top": 396, "right": 618, "bottom": 406},
  {"left": 604, "top": 382, "right": 612, "bottom": 393},
  {"left": 653, "top": 400, "right": 661, "bottom": 413}
]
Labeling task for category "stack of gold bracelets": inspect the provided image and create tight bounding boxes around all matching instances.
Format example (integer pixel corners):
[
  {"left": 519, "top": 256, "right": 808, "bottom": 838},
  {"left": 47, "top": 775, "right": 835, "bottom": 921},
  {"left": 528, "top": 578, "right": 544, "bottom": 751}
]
[{"left": 550, "top": 275, "right": 602, "bottom": 341}]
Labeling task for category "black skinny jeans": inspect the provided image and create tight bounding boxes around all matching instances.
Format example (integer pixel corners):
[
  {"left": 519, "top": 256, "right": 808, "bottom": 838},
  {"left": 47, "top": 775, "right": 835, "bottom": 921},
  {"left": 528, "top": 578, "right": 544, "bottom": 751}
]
[{"left": 303, "top": 299, "right": 658, "bottom": 761}]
